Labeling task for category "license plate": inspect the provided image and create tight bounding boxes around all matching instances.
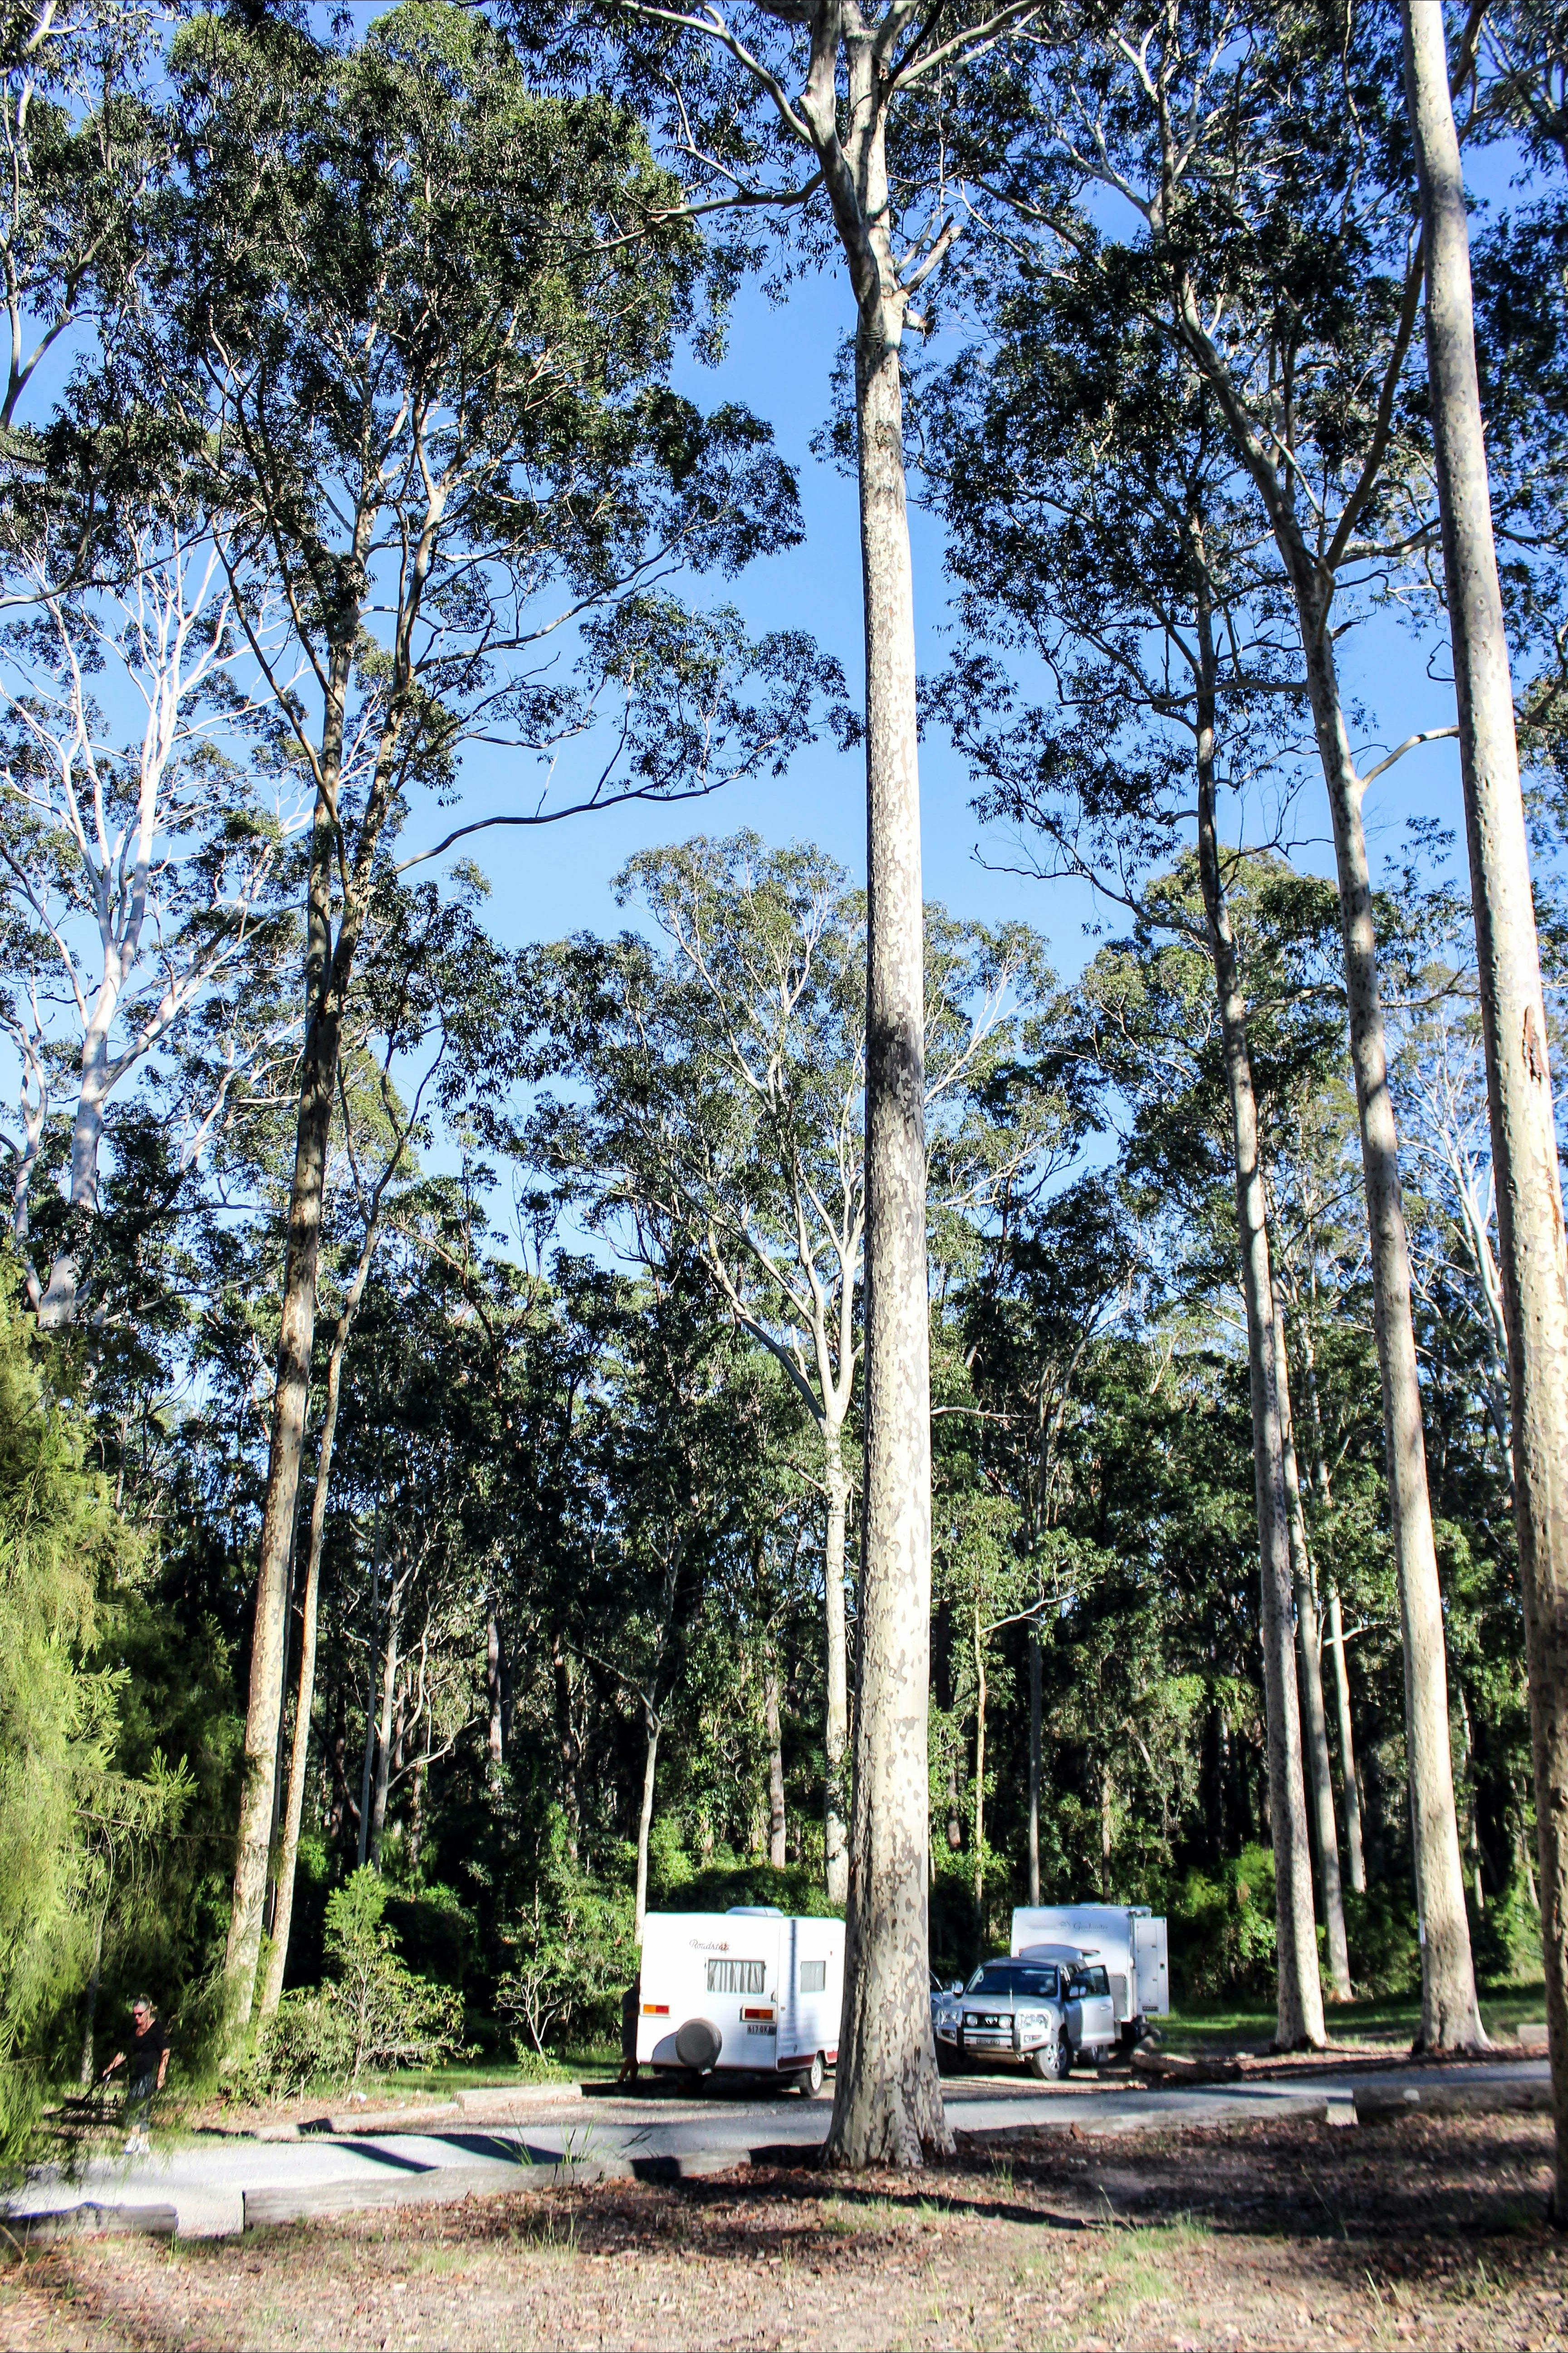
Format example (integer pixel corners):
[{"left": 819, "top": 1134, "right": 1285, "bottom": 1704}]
[{"left": 746, "top": 2023, "right": 777, "bottom": 2036}]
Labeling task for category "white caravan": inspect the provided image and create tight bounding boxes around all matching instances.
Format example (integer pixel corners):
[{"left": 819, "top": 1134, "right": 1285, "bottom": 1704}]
[
  {"left": 1010, "top": 1904, "right": 1170, "bottom": 2044},
  {"left": 637, "top": 1907, "right": 843, "bottom": 2093}
]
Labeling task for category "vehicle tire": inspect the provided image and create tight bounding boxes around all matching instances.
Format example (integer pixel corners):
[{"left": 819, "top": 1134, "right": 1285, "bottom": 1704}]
[
  {"left": 794, "top": 2050, "right": 826, "bottom": 2097},
  {"left": 674, "top": 2017, "right": 722, "bottom": 2073},
  {"left": 1025, "top": 2045, "right": 1054, "bottom": 2081},
  {"left": 1054, "top": 2034, "right": 1074, "bottom": 2079}
]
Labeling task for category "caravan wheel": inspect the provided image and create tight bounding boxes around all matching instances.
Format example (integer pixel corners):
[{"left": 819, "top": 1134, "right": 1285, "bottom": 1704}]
[{"left": 791, "top": 2051, "right": 826, "bottom": 2096}]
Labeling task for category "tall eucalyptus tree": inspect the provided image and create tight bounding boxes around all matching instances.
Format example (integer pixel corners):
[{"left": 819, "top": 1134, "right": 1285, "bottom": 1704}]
[
  {"left": 531, "top": 0, "right": 1065, "bottom": 2166},
  {"left": 998, "top": 1, "right": 1485, "bottom": 2051},
  {"left": 928, "top": 273, "right": 1341, "bottom": 2035},
  {"left": 152, "top": 0, "right": 813, "bottom": 2038},
  {"left": 1404, "top": 0, "right": 1568, "bottom": 2194}
]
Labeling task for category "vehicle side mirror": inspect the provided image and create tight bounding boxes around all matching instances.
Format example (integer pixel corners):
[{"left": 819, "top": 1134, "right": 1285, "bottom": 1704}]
[{"left": 948, "top": 1982, "right": 963, "bottom": 1996}]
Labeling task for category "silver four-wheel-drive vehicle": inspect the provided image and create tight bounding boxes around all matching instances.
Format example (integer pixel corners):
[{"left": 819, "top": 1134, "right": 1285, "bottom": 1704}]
[{"left": 933, "top": 1954, "right": 1117, "bottom": 2078}]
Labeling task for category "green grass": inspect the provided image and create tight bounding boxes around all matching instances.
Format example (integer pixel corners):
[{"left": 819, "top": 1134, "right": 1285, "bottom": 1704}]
[
  {"left": 1159, "top": 1981, "right": 1546, "bottom": 2055},
  {"left": 340, "top": 2043, "right": 623, "bottom": 2099}
]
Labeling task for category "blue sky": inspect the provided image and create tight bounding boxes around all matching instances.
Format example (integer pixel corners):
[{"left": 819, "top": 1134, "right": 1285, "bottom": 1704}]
[{"left": 422, "top": 259, "right": 1473, "bottom": 995}]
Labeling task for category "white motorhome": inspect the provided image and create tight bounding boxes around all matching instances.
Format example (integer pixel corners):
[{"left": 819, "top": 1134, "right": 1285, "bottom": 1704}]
[
  {"left": 1010, "top": 1904, "right": 1170, "bottom": 2045},
  {"left": 637, "top": 1907, "right": 843, "bottom": 2093}
]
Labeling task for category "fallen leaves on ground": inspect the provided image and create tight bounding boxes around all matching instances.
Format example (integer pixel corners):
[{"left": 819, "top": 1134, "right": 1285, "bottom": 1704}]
[{"left": 1, "top": 2111, "right": 1563, "bottom": 2351}]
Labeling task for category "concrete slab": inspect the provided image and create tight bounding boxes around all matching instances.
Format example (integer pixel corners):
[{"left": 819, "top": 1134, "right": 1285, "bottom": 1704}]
[
  {"left": 1, "top": 2202, "right": 179, "bottom": 2245},
  {"left": 170, "top": 2187, "right": 246, "bottom": 2239}
]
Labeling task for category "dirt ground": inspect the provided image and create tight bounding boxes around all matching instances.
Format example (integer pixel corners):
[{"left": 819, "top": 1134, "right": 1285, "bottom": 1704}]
[{"left": 2, "top": 2111, "right": 1563, "bottom": 2352}]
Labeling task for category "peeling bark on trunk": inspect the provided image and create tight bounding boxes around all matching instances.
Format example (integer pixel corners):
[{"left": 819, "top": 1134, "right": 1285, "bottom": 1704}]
[
  {"left": 1404, "top": 0, "right": 1563, "bottom": 2166},
  {"left": 1192, "top": 598, "right": 1323, "bottom": 2050},
  {"left": 1274, "top": 1294, "right": 1352, "bottom": 2000},
  {"left": 820, "top": 28, "right": 948, "bottom": 2170}
]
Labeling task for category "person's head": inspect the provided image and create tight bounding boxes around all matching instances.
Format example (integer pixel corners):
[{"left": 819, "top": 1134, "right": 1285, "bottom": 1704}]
[{"left": 131, "top": 1997, "right": 154, "bottom": 2030}]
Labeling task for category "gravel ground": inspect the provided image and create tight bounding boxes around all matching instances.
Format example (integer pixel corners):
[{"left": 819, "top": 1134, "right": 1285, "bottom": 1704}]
[{"left": 2, "top": 2110, "right": 1563, "bottom": 2351}]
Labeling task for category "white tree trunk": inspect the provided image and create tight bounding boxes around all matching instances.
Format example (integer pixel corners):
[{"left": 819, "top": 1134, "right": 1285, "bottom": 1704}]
[
  {"left": 1404, "top": 0, "right": 1565, "bottom": 2166},
  {"left": 822, "top": 53, "right": 948, "bottom": 2168},
  {"left": 355, "top": 1499, "right": 382, "bottom": 1873},
  {"left": 823, "top": 1421, "right": 850, "bottom": 1905},
  {"left": 1298, "top": 1319, "right": 1368, "bottom": 1896},
  {"left": 1327, "top": 1586, "right": 1368, "bottom": 1896},
  {"left": 1193, "top": 630, "right": 1323, "bottom": 2049},
  {"left": 486, "top": 1603, "right": 506, "bottom": 1777},
  {"left": 1273, "top": 1294, "right": 1352, "bottom": 2000},
  {"left": 1297, "top": 592, "right": 1484, "bottom": 2053}
]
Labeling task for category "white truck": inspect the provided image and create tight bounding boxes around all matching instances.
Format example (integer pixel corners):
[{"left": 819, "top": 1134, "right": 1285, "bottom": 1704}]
[
  {"left": 637, "top": 1906, "right": 843, "bottom": 2094},
  {"left": 1010, "top": 1903, "right": 1170, "bottom": 2047}
]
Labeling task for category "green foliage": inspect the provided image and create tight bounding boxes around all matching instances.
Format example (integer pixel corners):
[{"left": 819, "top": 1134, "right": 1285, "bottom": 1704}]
[
  {"left": 1340, "top": 1886, "right": 1421, "bottom": 2002},
  {"left": 0, "top": 1275, "right": 139, "bottom": 2166},
  {"left": 322, "top": 1871, "right": 465, "bottom": 2088},
  {"left": 657, "top": 1852, "right": 840, "bottom": 1920},
  {"left": 497, "top": 1854, "right": 632, "bottom": 2056},
  {"left": 1167, "top": 1848, "right": 1279, "bottom": 2006},
  {"left": 244, "top": 1870, "right": 464, "bottom": 2098},
  {"left": 383, "top": 1884, "right": 477, "bottom": 1997},
  {"left": 1469, "top": 1877, "right": 1543, "bottom": 1990},
  {"left": 511, "top": 2045, "right": 573, "bottom": 2083}
]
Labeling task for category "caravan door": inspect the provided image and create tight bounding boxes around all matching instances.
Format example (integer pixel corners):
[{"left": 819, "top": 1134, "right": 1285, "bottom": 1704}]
[{"left": 699, "top": 1931, "right": 780, "bottom": 2072}]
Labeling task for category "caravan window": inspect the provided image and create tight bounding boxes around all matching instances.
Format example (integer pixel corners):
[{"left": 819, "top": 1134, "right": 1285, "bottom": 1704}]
[
  {"left": 706, "top": 1958, "right": 765, "bottom": 1995},
  {"left": 799, "top": 1959, "right": 827, "bottom": 1993}
]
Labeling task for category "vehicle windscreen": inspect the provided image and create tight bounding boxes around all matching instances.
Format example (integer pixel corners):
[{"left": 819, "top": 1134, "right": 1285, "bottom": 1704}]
[
  {"left": 1068, "top": 1965, "right": 1111, "bottom": 1998},
  {"left": 966, "top": 1963, "right": 1059, "bottom": 1997}
]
